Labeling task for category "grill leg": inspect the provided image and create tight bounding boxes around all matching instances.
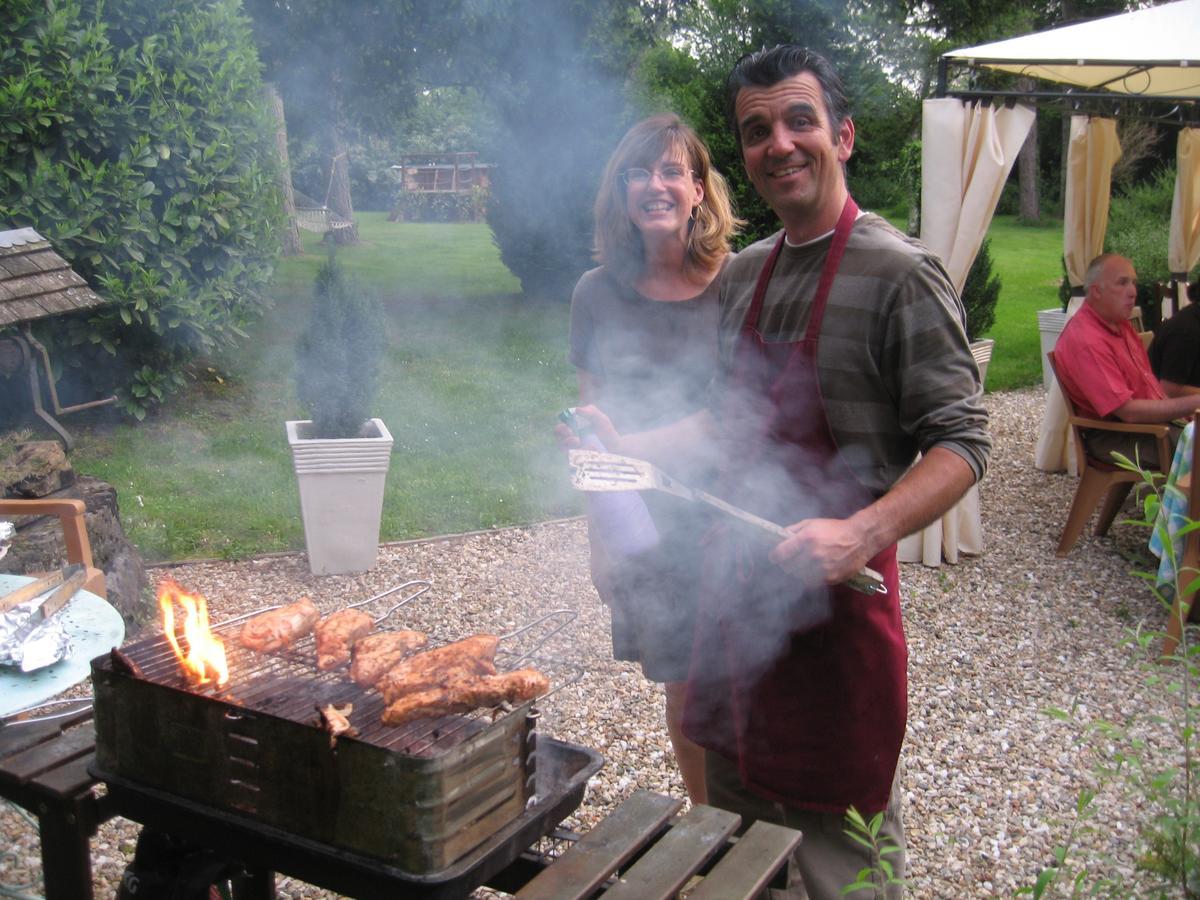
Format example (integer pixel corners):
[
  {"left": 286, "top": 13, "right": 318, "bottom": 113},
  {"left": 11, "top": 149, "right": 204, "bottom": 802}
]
[{"left": 231, "top": 867, "right": 274, "bottom": 899}]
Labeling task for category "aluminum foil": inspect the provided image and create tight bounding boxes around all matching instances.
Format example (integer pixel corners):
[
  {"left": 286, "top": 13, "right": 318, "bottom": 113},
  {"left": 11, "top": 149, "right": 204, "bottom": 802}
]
[
  {"left": 0, "top": 594, "right": 72, "bottom": 672},
  {"left": 0, "top": 521, "right": 13, "bottom": 562}
]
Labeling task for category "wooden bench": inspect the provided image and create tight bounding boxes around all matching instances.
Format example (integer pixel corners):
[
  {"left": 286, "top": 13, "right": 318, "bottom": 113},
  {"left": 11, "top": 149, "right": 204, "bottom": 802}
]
[
  {"left": 0, "top": 709, "right": 115, "bottom": 900},
  {"left": 516, "top": 790, "right": 801, "bottom": 900}
]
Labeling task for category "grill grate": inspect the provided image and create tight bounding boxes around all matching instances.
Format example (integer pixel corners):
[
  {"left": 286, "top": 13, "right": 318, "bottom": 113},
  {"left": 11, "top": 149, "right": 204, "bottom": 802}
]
[{"left": 119, "top": 608, "right": 579, "bottom": 757}]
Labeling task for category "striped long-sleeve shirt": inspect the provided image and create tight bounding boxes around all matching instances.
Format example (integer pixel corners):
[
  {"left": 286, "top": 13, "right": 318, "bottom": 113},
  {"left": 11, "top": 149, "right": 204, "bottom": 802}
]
[{"left": 716, "top": 214, "right": 991, "bottom": 497}]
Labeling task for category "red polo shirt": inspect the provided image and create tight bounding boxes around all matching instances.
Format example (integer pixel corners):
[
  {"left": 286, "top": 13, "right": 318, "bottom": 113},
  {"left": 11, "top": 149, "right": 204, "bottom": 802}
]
[{"left": 1054, "top": 303, "right": 1164, "bottom": 420}]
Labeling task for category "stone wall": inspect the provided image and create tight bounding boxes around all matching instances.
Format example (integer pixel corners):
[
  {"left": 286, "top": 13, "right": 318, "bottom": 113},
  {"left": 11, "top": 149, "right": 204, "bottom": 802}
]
[{"left": 2, "top": 440, "right": 150, "bottom": 630}]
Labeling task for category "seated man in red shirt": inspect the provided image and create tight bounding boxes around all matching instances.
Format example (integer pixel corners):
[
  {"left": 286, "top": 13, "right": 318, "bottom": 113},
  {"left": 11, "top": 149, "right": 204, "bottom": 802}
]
[{"left": 1054, "top": 253, "right": 1200, "bottom": 467}]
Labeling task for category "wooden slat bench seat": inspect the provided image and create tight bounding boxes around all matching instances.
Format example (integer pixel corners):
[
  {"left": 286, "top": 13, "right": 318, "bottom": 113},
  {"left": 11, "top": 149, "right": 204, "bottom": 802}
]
[
  {"left": 0, "top": 709, "right": 116, "bottom": 900},
  {"left": 515, "top": 789, "right": 801, "bottom": 900}
]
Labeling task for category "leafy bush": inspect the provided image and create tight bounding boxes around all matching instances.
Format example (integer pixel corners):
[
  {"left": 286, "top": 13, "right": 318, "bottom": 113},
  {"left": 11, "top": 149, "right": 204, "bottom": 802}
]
[
  {"left": 961, "top": 238, "right": 1001, "bottom": 342},
  {"left": 391, "top": 188, "right": 486, "bottom": 223},
  {"left": 0, "top": 0, "right": 281, "bottom": 418},
  {"left": 295, "top": 254, "right": 384, "bottom": 439},
  {"left": 1106, "top": 165, "right": 1177, "bottom": 328}
]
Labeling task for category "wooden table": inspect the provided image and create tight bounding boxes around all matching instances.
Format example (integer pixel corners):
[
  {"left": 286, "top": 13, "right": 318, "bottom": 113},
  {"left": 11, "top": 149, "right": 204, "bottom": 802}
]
[{"left": 1, "top": 712, "right": 801, "bottom": 899}]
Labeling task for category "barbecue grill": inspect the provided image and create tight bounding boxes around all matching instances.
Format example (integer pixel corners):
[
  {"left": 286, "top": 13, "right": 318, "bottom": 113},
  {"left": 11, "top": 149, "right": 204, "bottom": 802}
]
[{"left": 90, "top": 591, "right": 591, "bottom": 876}]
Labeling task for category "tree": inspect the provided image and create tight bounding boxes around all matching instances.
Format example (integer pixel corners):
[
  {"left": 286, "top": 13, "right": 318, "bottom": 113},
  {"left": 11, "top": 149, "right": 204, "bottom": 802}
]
[
  {"left": 242, "top": 1, "right": 469, "bottom": 243},
  {"left": 637, "top": 0, "right": 918, "bottom": 245},
  {"left": 470, "top": 0, "right": 664, "bottom": 299},
  {"left": 0, "top": 0, "right": 281, "bottom": 418}
]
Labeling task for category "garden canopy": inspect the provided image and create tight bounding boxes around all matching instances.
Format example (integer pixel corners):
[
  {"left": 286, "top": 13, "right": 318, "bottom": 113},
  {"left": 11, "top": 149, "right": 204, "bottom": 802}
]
[{"left": 940, "top": 0, "right": 1200, "bottom": 103}]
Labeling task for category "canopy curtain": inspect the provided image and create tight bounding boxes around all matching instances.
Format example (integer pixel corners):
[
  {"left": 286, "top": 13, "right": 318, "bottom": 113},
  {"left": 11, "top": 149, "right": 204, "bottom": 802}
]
[
  {"left": 1168, "top": 127, "right": 1200, "bottom": 314},
  {"left": 1034, "top": 116, "right": 1122, "bottom": 474},
  {"left": 899, "top": 99, "right": 1034, "bottom": 566},
  {"left": 917, "top": 98, "right": 1037, "bottom": 291}
]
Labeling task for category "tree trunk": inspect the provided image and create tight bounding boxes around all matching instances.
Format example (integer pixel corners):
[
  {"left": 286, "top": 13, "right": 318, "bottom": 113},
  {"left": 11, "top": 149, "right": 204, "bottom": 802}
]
[
  {"left": 326, "top": 126, "right": 358, "bottom": 244},
  {"left": 266, "top": 83, "right": 302, "bottom": 256},
  {"left": 1016, "top": 83, "right": 1040, "bottom": 224}
]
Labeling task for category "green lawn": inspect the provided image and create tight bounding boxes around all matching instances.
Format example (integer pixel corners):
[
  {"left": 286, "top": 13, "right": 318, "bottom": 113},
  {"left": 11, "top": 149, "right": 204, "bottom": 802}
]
[
  {"left": 977, "top": 215, "right": 1064, "bottom": 391},
  {"left": 65, "top": 210, "right": 1063, "bottom": 562},
  {"left": 71, "top": 214, "right": 580, "bottom": 561}
]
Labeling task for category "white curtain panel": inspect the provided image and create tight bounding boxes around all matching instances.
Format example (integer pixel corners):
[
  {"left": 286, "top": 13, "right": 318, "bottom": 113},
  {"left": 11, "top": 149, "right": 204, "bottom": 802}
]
[
  {"left": 899, "top": 99, "right": 1031, "bottom": 566},
  {"left": 1035, "top": 116, "right": 1122, "bottom": 474},
  {"left": 1168, "top": 128, "right": 1200, "bottom": 315},
  {"left": 920, "top": 98, "right": 1036, "bottom": 293}
]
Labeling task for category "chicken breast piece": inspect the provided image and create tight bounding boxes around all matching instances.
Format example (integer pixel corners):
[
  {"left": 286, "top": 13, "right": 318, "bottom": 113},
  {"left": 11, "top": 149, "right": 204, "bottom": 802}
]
[
  {"left": 350, "top": 630, "right": 429, "bottom": 688},
  {"left": 381, "top": 668, "right": 550, "bottom": 726},
  {"left": 314, "top": 608, "right": 374, "bottom": 671},
  {"left": 376, "top": 634, "right": 499, "bottom": 705},
  {"left": 239, "top": 597, "right": 320, "bottom": 653}
]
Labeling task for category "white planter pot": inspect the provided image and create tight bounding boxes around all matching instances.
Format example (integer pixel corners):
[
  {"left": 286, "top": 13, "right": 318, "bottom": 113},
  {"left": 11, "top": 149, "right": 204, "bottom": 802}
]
[
  {"left": 286, "top": 418, "right": 393, "bottom": 575},
  {"left": 1037, "top": 308, "right": 1069, "bottom": 391},
  {"left": 970, "top": 338, "right": 995, "bottom": 388}
]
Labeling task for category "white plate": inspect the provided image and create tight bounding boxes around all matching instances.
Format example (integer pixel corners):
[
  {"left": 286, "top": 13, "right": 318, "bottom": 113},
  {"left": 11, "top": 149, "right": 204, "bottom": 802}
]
[{"left": 0, "top": 573, "right": 125, "bottom": 718}]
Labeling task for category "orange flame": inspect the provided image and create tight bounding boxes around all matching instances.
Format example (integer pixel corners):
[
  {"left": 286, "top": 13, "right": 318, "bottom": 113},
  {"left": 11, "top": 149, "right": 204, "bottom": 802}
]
[{"left": 158, "top": 579, "right": 229, "bottom": 687}]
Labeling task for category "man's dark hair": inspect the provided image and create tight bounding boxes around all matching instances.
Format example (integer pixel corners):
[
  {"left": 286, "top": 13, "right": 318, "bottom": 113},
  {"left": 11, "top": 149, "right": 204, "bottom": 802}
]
[{"left": 726, "top": 45, "right": 850, "bottom": 148}]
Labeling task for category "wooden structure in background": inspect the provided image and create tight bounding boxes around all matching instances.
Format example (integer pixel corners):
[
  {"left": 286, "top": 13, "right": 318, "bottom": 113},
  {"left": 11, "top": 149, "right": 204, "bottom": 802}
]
[
  {"left": 0, "top": 227, "right": 115, "bottom": 447},
  {"left": 392, "top": 153, "right": 493, "bottom": 194}
]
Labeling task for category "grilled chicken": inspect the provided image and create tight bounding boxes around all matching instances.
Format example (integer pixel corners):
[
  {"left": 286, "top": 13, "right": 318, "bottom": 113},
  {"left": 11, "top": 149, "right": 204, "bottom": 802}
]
[
  {"left": 350, "top": 630, "right": 429, "bottom": 688},
  {"left": 314, "top": 608, "right": 374, "bottom": 671},
  {"left": 376, "top": 634, "right": 500, "bottom": 704},
  {"left": 318, "top": 703, "right": 357, "bottom": 747},
  {"left": 381, "top": 668, "right": 549, "bottom": 726},
  {"left": 239, "top": 597, "right": 320, "bottom": 653}
]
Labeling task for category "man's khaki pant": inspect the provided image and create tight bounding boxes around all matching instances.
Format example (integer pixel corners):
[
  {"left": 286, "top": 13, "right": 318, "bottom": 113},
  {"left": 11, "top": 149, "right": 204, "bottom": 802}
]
[{"left": 705, "top": 752, "right": 905, "bottom": 900}]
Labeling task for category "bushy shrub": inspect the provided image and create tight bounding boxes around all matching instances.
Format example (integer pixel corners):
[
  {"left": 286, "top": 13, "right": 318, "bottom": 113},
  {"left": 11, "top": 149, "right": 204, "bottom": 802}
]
[
  {"left": 391, "top": 189, "right": 486, "bottom": 223},
  {"left": 0, "top": 0, "right": 281, "bottom": 418},
  {"left": 961, "top": 238, "right": 1001, "bottom": 342},
  {"left": 295, "top": 255, "right": 384, "bottom": 439},
  {"left": 1106, "top": 165, "right": 1176, "bottom": 328}
]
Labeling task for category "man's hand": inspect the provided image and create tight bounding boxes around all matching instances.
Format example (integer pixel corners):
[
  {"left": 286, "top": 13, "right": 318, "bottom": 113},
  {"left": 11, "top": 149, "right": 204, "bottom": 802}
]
[{"left": 768, "top": 517, "right": 872, "bottom": 588}]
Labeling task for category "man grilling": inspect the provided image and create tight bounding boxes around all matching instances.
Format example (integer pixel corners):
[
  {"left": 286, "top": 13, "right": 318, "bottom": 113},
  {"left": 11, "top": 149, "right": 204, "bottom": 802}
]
[{"left": 565, "top": 46, "right": 989, "bottom": 897}]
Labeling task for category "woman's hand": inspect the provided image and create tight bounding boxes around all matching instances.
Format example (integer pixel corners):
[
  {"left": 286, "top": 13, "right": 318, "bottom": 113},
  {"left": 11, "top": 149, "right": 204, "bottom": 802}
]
[
  {"left": 572, "top": 405, "right": 622, "bottom": 452},
  {"left": 555, "top": 405, "right": 622, "bottom": 453}
]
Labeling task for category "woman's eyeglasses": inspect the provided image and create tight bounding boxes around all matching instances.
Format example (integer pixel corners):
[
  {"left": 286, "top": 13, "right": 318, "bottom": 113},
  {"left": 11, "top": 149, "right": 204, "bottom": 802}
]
[{"left": 620, "top": 165, "right": 693, "bottom": 187}]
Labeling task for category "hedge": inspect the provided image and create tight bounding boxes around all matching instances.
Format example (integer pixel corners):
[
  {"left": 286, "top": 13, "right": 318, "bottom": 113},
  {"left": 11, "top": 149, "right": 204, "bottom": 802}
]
[{"left": 0, "top": 0, "right": 282, "bottom": 418}]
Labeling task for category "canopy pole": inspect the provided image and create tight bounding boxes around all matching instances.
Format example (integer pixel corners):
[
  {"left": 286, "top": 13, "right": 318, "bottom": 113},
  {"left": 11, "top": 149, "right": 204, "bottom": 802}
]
[{"left": 936, "top": 57, "right": 949, "bottom": 98}]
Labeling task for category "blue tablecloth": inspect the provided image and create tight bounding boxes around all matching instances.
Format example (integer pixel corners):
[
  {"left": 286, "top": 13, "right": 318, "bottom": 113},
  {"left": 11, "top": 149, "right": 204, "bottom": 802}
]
[
  {"left": 1149, "top": 420, "right": 1196, "bottom": 596},
  {"left": 0, "top": 574, "right": 124, "bottom": 718}
]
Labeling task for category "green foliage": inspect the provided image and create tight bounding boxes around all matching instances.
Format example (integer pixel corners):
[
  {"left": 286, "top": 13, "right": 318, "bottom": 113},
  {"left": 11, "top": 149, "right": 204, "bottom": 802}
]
[
  {"left": 392, "top": 188, "right": 486, "bottom": 223},
  {"left": 0, "top": 0, "right": 282, "bottom": 418},
  {"left": 1106, "top": 166, "right": 1180, "bottom": 329},
  {"left": 295, "top": 254, "right": 384, "bottom": 439},
  {"left": 961, "top": 238, "right": 1001, "bottom": 342},
  {"left": 841, "top": 806, "right": 906, "bottom": 895}
]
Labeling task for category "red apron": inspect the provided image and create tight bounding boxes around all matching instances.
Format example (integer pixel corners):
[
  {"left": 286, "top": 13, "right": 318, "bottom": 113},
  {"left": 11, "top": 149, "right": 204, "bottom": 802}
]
[{"left": 683, "top": 197, "right": 906, "bottom": 815}]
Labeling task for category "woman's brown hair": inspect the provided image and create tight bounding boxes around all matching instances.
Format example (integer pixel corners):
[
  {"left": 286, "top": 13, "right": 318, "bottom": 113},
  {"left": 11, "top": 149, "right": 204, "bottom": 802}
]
[{"left": 593, "top": 113, "right": 740, "bottom": 285}]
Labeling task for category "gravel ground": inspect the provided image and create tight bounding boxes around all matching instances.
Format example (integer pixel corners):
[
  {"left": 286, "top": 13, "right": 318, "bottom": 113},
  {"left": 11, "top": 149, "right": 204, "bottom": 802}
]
[{"left": 1, "top": 386, "right": 1190, "bottom": 898}]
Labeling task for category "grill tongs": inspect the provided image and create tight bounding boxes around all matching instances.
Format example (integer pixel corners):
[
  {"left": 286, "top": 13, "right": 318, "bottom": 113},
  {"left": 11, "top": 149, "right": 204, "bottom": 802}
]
[{"left": 568, "top": 449, "right": 887, "bottom": 596}]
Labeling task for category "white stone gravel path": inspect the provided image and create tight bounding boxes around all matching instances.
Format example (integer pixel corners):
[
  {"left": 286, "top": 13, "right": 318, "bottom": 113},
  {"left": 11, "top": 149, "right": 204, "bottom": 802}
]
[{"left": 0, "top": 387, "right": 1189, "bottom": 898}]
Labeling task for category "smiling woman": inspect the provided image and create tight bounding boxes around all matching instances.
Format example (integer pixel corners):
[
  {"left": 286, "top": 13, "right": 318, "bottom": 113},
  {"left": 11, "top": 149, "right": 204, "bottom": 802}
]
[{"left": 567, "top": 113, "right": 741, "bottom": 809}]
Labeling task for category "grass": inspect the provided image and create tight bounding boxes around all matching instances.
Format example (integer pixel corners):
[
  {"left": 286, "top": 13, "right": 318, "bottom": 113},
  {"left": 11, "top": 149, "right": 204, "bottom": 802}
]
[
  {"left": 69, "top": 213, "right": 580, "bottom": 561},
  {"left": 60, "top": 210, "right": 1062, "bottom": 562},
  {"left": 977, "top": 215, "right": 1064, "bottom": 391}
]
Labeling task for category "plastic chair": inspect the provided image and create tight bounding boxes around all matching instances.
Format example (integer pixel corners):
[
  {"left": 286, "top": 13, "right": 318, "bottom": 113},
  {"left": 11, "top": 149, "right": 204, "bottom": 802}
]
[
  {"left": 1162, "top": 412, "right": 1199, "bottom": 658},
  {"left": 0, "top": 498, "right": 106, "bottom": 598},
  {"left": 1047, "top": 351, "right": 1173, "bottom": 557}
]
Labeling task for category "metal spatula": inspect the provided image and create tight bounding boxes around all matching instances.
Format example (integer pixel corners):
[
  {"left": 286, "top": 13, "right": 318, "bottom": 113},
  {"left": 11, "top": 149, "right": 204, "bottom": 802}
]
[{"left": 568, "top": 449, "right": 887, "bottom": 596}]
